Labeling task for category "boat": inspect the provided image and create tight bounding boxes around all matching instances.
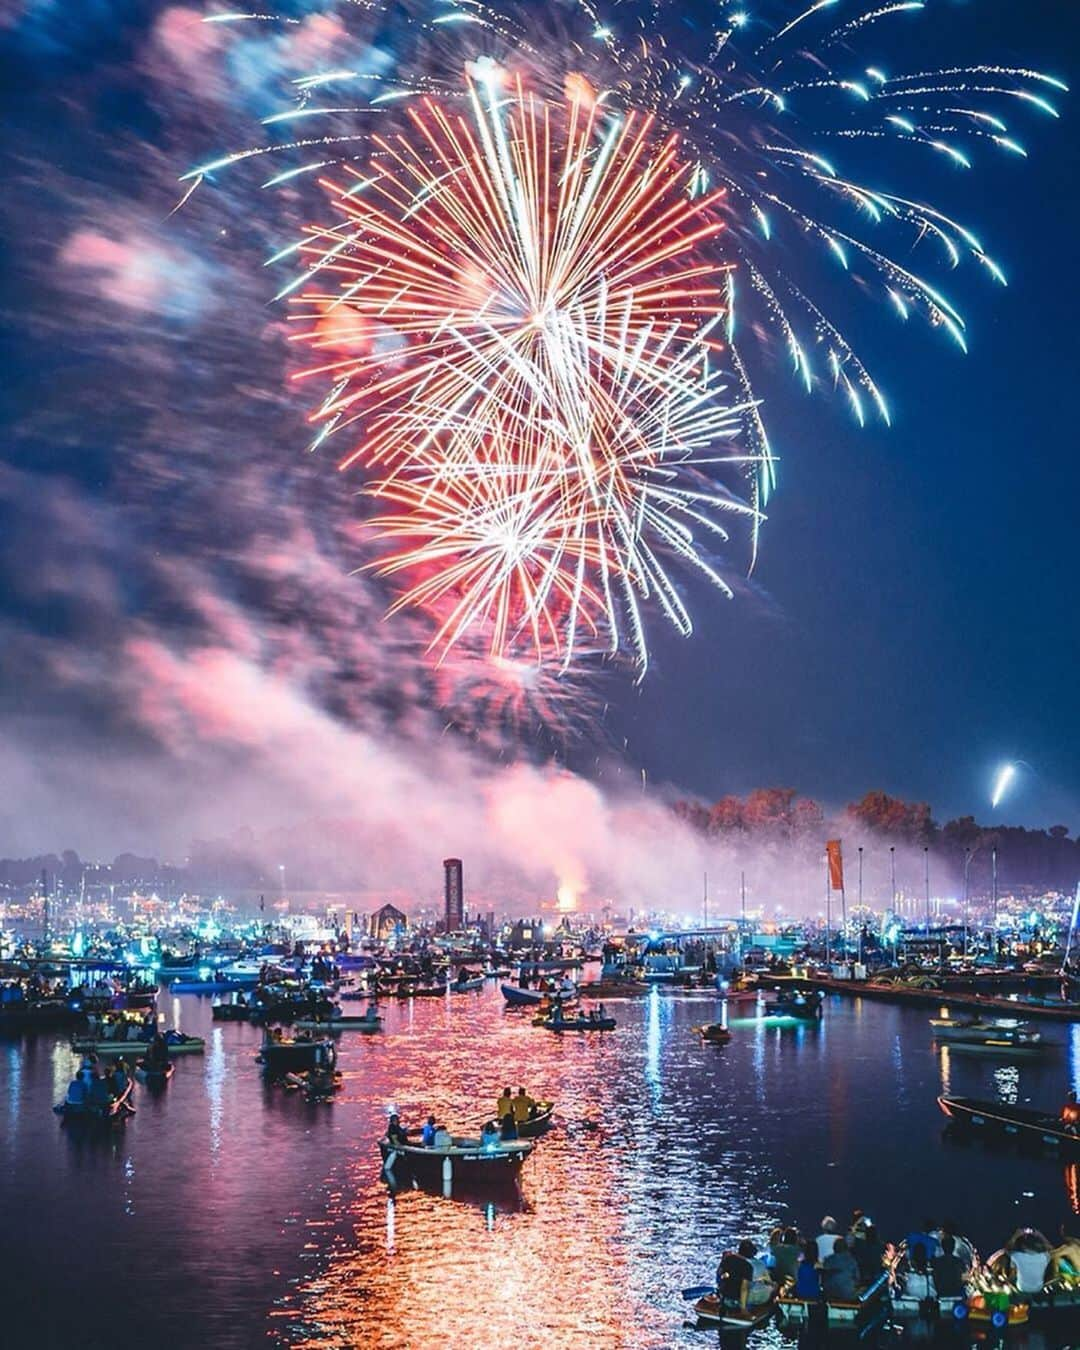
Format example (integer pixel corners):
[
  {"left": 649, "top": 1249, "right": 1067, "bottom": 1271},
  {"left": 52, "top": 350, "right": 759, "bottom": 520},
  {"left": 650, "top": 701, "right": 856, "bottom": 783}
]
[
  {"left": 379, "top": 1133, "right": 533, "bottom": 1186},
  {"left": 211, "top": 997, "right": 251, "bottom": 1021},
  {"left": 501, "top": 983, "right": 547, "bottom": 1006},
  {"left": 135, "top": 1060, "right": 175, "bottom": 1087},
  {"left": 72, "top": 1031, "right": 205, "bottom": 1057},
  {"left": 577, "top": 978, "right": 650, "bottom": 997},
  {"left": 938, "top": 1094, "right": 1080, "bottom": 1151},
  {"left": 930, "top": 1017, "right": 1044, "bottom": 1051},
  {"left": 776, "top": 1271, "right": 890, "bottom": 1328},
  {"left": 695, "top": 1023, "right": 732, "bottom": 1044},
  {"left": 762, "top": 990, "right": 824, "bottom": 1020},
  {"left": 256, "top": 1036, "right": 337, "bottom": 1073},
  {"left": 293, "top": 1013, "right": 383, "bottom": 1033},
  {"left": 514, "top": 1102, "right": 555, "bottom": 1138},
  {"left": 543, "top": 1013, "right": 616, "bottom": 1033},
  {"left": 410, "top": 983, "right": 449, "bottom": 998},
  {"left": 450, "top": 977, "right": 484, "bottom": 993},
  {"left": 693, "top": 1294, "right": 776, "bottom": 1330},
  {"left": 54, "top": 1081, "right": 134, "bottom": 1122}
]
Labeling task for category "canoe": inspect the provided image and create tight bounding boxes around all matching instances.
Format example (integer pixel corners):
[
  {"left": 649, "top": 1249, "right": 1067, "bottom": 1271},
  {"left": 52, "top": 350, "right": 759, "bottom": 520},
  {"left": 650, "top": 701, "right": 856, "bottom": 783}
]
[
  {"left": 543, "top": 1015, "right": 616, "bottom": 1033},
  {"left": 54, "top": 1081, "right": 134, "bottom": 1122},
  {"left": 695, "top": 1023, "right": 732, "bottom": 1044},
  {"left": 72, "top": 1034, "right": 205, "bottom": 1056},
  {"left": 135, "top": 1060, "right": 175, "bottom": 1086},
  {"left": 293, "top": 1015, "right": 383, "bottom": 1033},
  {"left": 379, "top": 1135, "right": 532, "bottom": 1186},
  {"left": 514, "top": 1102, "right": 555, "bottom": 1138},
  {"left": 938, "top": 1094, "right": 1080, "bottom": 1151},
  {"left": 693, "top": 1294, "right": 776, "bottom": 1329}
]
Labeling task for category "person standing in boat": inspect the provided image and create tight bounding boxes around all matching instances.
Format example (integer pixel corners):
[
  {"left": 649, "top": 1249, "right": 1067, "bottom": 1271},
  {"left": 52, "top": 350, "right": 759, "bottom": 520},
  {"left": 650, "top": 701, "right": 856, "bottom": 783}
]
[
  {"left": 512, "top": 1088, "right": 534, "bottom": 1125},
  {"left": 497, "top": 1087, "right": 513, "bottom": 1120}
]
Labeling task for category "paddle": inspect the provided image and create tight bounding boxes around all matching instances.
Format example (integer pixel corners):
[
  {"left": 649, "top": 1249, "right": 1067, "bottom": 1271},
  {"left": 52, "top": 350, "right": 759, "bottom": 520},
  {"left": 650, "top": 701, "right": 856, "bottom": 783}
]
[{"left": 681, "top": 1284, "right": 714, "bottom": 1301}]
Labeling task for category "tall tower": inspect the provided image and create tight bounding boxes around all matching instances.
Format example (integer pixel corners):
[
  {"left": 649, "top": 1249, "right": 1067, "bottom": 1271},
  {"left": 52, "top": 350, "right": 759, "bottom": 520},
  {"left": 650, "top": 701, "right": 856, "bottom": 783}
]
[{"left": 443, "top": 857, "right": 464, "bottom": 933}]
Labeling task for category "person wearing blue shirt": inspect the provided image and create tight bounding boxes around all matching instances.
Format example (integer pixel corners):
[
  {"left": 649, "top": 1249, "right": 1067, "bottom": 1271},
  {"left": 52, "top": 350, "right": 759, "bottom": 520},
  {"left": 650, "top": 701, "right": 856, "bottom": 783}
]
[
  {"left": 421, "top": 1115, "right": 437, "bottom": 1147},
  {"left": 794, "top": 1243, "right": 822, "bottom": 1299},
  {"left": 904, "top": 1219, "right": 942, "bottom": 1260}
]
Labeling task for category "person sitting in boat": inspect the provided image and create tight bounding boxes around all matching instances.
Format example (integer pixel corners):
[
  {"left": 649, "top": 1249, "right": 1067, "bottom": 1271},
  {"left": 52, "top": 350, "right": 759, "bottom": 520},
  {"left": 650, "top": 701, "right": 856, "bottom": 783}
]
[
  {"left": 65, "top": 1075, "right": 87, "bottom": 1108},
  {"left": 931, "top": 1234, "right": 967, "bottom": 1298},
  {"left": 497, "top": 1087, "right": 514, "bottom": 1120},
  {"left": 993, "top": 1227, "right": 1052, "bottom": 1292},
  {"left": 900, "top": 1243, "right": 935, "bottom": 1301},
  {"left": 768, "top": 1228, "right": 801, "bottom": 1287},
  {"left": 821, "top": 1237, "right": 859, "bottom": 1303},
  {"left": 126, "top": 1019, "right": 144, "bottom": 1043},
  {"left": 939, "top": 1218, "right": 975, "bottom": 1272},
  {"left": 386, "top": 1114, "right": 410, "bottom": 1147},
  {"left": 511, "top": 1088, "right": 534, "bottom": 1124},
  {"left": 793, "top": 1243, "right": 822, "bottom": 1300},
  {"left": 481, "top": 1119, "right": 500, "bottom": 1148},
  {"left": 903, "top": 1218, "right": 942, "bottom": 1260},
  {"left": 110, "top": 1061, "right": 130, "bottom": 1096},
  {"left": 717, "top": 1241, "right": 772, "bottom": 1310},
  {"left": 1049, "top": 1225, "right": 1080, "bottom": 1278},
  {"left": 421, "top": 1115, "right": 437, "bottom": 1147},
  {"left": 814, "top": 1216, "right": 840, "bottom": 1265},
  {"left": 88, "top": 1069, "right": 114, "bottom": 1109}
]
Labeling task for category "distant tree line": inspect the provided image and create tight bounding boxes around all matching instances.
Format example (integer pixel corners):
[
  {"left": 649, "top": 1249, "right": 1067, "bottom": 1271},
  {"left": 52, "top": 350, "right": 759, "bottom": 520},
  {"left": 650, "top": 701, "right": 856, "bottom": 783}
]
[{"left": 673, "top": 788, "right": 1080, "bottom": 894}]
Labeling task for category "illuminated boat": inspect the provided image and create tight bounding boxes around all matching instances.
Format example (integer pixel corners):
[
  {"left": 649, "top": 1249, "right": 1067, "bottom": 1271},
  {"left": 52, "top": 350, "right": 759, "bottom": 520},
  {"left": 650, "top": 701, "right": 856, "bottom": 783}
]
[
  {"left": 938, "top": 1094, "right": 1080, "bottom": 1151},
  {"left": 762, "top": 990, "right": 824, "bottom": 1020},
  {"left": 379, "top": 1134, "right": 533, "bottom": 1186},
  {"left": 695, "top": 1023, "right": 732, "bottom": 1044},
  {"left": 929, "top": 1017, "right": 1043, "bottom": 1052}
]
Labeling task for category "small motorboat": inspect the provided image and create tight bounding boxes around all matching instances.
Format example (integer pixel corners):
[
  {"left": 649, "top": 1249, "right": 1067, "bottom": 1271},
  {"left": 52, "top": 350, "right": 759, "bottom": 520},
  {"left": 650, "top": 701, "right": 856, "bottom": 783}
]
[
  {"left": 577, "top": 978, "right": 650, "bottom": 997},
  {"left": 930, "top": 1017, "right": 1044, "bottom": 1052},
  {"left": 135, "top": 1059, "right": 175, "bottom": 1087},
  {"left": 776, "top": 1271, "right": 890, "bottom": 1328},
  {"left": 938, "top": 1094, "right": 1080, "bottom": 1152},
  {"left": 293, "top": 1013, "right": 383, "bottom": 1033},
  {"left": 379, "top": 1133, "right": 533, "bottom": 1186},
  {"left": 450, "top": 976, "right": 484, "bottom": 993},
  {"left": 762, "top": 990, "right": 824, "bottom": 1020},
  {"left": 543, "top": 1013, "right": 616, "bottom": 1033},
  {"left": 211, "top": 997, "right": 251, "bottom": 1022},
  {"left": 695, "top": 1023, "right": 732, "bottom": 1044},
  {"left": 54, "top": 1081, "right": 134, "bottom": 1123},
  {"left": 410, "top": 983, "right": 450, "bottom": 998},
  {"left": 257, "top": 1036, "right": 338, "bottom": 1074}
]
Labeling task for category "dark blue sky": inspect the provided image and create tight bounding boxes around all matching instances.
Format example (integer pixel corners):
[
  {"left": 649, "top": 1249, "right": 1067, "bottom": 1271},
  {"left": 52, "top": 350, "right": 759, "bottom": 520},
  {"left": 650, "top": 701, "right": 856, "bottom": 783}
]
[{"left": 0, "top": 0, "right": 1076, "bottom": 856}]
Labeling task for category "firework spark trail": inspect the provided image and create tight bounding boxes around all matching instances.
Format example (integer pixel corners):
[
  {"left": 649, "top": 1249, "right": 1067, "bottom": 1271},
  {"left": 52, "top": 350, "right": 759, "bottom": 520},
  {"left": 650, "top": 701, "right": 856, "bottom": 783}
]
[{"left": 180, "top": 1, "right": 1066, "bottom": 682}]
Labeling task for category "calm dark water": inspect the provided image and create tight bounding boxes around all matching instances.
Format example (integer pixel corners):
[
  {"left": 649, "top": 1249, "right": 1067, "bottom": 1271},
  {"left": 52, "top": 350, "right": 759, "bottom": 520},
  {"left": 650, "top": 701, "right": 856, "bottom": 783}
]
[{"left": 3, "top": 982, "right": 1080, "bottom": 1349}]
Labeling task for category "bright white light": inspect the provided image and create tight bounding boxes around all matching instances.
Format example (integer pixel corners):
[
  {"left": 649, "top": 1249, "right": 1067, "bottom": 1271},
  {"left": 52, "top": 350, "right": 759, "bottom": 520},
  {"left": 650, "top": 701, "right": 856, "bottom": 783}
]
[{"left": 990, "top": 762, "right": 1017, "bottom": 809}]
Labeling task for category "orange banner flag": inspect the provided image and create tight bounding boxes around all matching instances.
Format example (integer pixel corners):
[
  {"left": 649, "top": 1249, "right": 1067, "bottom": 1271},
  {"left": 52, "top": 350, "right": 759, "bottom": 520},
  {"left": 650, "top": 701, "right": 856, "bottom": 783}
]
[{"left": 826, "top": 839, "right": 844, "bottom": 891}]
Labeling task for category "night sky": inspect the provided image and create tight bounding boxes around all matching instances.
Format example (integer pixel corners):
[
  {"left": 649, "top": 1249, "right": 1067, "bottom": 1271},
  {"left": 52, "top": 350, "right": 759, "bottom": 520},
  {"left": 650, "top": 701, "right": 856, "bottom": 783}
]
[{"left": 0, "top": 0, "right": 1077, "bottom": 871}]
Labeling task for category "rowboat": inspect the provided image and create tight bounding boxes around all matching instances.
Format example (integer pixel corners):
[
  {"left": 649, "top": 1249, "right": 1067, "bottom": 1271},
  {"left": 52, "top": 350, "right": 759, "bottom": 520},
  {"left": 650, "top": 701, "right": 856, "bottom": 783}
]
[
  {"left": 379, "top": 1134, "right": 532, "bottom": 1186},
  {"left": 135, "top": 1060, "right": 175, "bottom": 1087},
  {"left": 72, "top": 1033, "right": 205, "bottom": 1057},
  {"left": 938, "top": 1094, "right": 1080, "bottom": 1151},
  {"left": 693, "top": 1294, "right": 776, "bottom": 1330},
  {"left": 54, "top": 1081, "right": 134, "bottom": 1122},
  {"left": 450, "top": 977, "right": 484, "bottom": 993},
  {"left": 514, "top": 1102, "right": 555, "bottom": 1138},
  {"left": 293, "top": 1014, "right": 383, "bottom": 1033}
]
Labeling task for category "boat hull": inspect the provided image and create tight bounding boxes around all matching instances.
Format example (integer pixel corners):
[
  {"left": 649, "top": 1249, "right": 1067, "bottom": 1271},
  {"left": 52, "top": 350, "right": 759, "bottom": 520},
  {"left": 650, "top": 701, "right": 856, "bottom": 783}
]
[{"left": 938, "top": 1095, "right": 1080, "bottom": 1151}]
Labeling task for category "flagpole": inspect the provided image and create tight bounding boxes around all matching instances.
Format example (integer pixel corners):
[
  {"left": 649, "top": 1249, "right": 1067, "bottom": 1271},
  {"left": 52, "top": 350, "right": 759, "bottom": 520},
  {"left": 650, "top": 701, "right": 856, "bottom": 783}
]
[{"left": 825, "top": 856, "right": 832, "bottom": 969}]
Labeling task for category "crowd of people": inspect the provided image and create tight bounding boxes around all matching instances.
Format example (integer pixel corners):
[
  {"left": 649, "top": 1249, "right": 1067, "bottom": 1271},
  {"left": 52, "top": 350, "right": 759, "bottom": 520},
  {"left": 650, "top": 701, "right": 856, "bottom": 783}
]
[
  {"left": 63, "top": 1052, "right": 135, "bottom": 1112},
  {"left": 715, "top": 1212, "right": 1080, "bottom": 1312}
]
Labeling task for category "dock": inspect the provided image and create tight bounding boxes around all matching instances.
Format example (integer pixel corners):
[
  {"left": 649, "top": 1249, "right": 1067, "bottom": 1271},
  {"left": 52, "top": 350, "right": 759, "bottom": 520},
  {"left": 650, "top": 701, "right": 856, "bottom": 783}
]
[{"left": 772, "top": 975, "right": 1080, "bottom": 1023}]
